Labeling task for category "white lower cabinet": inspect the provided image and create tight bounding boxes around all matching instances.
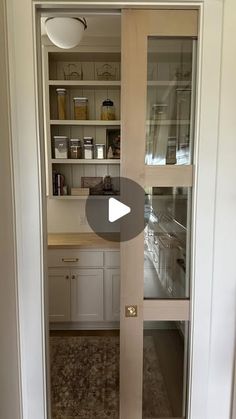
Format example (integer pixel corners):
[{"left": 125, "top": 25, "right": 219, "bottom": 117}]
[
  {"left": 48, "top": 249, "right": 120, "bottom": 327},
  {"left": 48, "top": 268, "right": 71, "bottom": 322},
  {"left": 71, "top": 269, "right": 104, "bottom": 322},
  {"left": 105, "top": 269, "right": 120, "bottom": 321}
]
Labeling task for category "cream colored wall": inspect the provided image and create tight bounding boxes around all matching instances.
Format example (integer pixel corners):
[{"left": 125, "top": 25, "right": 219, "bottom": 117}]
[
  {"left": 0, "top": 0, "right": 22, "bottom": 418},
  {"left": 206, "top": 0, "right": 236, "bottom": 416},
  {"left": 2, "top": 1, "right": 236, "bottom": 419}
]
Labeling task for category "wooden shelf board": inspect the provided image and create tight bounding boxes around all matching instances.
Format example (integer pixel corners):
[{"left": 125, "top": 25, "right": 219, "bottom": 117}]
[
  {"left": 50, "top": 120, "right": 121, "bottom": 126},
  {"left": 49, "top": 80, "right": 121, "bottom": 87},
  {"left": 49, "top": 195, "right": 120, "bottom": 200},
  {"left": 51, "top": 159, "right": 120, "bottom": 165},
  {"left": 48, "top": 80, "right": 190, "bottom": 88}
]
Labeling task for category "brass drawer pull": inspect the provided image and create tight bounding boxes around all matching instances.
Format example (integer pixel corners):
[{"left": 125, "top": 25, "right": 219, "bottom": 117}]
[{"left": 62, "top": 258, "right": 79, "bottom": 263}]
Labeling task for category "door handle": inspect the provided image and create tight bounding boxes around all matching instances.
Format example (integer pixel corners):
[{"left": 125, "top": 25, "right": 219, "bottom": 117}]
[
  {"left": 125, "top": 305, "right": 138, "bottom": 317},
  {"left": 62, "top": 258, "right": 79, "bottom": 263}
]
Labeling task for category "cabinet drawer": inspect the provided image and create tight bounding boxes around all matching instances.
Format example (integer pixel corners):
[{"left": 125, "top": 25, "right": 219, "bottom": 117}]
[
  {"left": 48, "top": 249, "right": 104, "bottom": 267},
  {"left": 104, "top": 251, "right": 120, "bottom": 267}
]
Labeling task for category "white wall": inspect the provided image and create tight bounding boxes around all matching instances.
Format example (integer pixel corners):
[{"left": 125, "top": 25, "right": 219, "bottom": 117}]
[
  {"left": 2, "top": 1, "right": 236, "bottom": 419},
  {"left": 0, "top": 0, "right": 22, "bottom": 418},
  {"left": 206, "top": 0, "right": 236, "bottom": 416}
]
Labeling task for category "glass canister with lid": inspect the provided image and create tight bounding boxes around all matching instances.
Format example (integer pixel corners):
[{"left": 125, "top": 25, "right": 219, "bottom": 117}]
[
  {"left": 73, "top": 97, "right": 88, "bottom": 120},
  {"left": 83, "top": 137, "right": 94, "bottom": 159},
  {"left": 56, "top": 88, "right": 67, "bottom": 120},
  {"left": 101, "top": 99, "right": 115, "bottom": 120},
  {"left": 69, "top": 139, "right": 82, "bottom": 159}
]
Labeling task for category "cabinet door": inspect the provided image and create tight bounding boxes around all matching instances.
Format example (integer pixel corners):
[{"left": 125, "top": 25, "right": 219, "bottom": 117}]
[
  {"left": 105, "top": 269, "right": 120, "bottom": 321},
  {"left": 48, "top": 268, "right": 70, "bottom": 322},
  {"left": 71, "top": 269, "right": 104, "bottom": 322}
]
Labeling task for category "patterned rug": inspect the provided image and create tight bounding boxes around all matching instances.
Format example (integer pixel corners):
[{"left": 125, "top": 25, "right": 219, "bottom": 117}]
[{"left": 50, "top": 335, "right": 172, "bottom": 419}]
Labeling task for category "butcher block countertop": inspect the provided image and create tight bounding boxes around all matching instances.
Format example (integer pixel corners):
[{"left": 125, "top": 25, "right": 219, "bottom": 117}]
[{"left": 48, "top": 233, "right": 120, "bottom": 249}]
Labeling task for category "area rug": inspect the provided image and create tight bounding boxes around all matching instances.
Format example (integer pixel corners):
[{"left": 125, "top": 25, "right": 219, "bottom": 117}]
[{"left": 50, "top": 335, "right": 172, "bottom": 419}]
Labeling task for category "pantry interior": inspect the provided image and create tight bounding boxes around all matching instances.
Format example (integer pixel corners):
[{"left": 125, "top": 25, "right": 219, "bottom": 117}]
[{"left": 41, "top": 10, "right": 196, "bottom": 419}]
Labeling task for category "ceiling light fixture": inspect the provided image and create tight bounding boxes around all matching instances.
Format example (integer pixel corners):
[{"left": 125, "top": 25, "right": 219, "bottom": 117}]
[{"left": 45, "top": 17, "right": 87, "bottom": 49}]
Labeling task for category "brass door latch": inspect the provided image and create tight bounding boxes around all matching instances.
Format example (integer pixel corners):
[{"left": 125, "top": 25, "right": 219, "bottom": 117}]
[{"left": 125, "top": 305, "right": 138, "bottom": 317}]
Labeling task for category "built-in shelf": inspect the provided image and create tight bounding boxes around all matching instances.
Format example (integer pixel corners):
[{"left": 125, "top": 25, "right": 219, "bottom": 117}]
[
  {"left": 50, "top": 195, "right": 119, "bottom": 200},
  {"left": 50, "top": 120, "right": 121, "bottom": 126},
  {"left": 48, "top": 80, "right": 121, "bottom": 87},
  {"left": 51, "top": 159, "right": 120, "bottom": 165}
]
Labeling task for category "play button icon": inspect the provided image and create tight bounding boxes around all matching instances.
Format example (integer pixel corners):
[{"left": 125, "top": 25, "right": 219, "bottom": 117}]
[
  {"left": 85, "top": 176, "right": 150, "bottom": 242},
  {"left": 108, "top": 198, "right": 131, "bottom": 222}
]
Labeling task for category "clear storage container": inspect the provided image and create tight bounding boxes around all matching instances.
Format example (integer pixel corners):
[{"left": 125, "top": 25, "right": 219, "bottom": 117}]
[
  {"left": 73, "top": 97, "right": 88, "bottom": 120},
  {"left": 69, "top": 139, "right": 82, "bottom": 159},
  {"left": 53, "top": 136, "right": 68, "bottom": 159},
  {"left": 56, "top": 88, "right": 67, "bottom": 120},
  {"left": 83, "top": 144, "right": 94, "bottom": 159},
  {"left": 95, "top": 144, "right": 106, "bottom": 159},
  {"left": 101, "top": 99, "right": 115, "bottom": 120}
]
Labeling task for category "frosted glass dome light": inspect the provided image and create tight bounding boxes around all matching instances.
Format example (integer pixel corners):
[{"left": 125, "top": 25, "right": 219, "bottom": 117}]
[{"left": 45, "top": 17, "right": 87, "bottom": 49}]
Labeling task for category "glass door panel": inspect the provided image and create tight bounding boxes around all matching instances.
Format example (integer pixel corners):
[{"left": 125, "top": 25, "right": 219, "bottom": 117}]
[
  {"left": 144, "top": 187, "right": 191, "bottom": 299},
  {"left": 146, "top": 38, "right": 196, "bottom": 166},
  {"left": 143, "top": 321, "right": 189, "bottom": 418}
]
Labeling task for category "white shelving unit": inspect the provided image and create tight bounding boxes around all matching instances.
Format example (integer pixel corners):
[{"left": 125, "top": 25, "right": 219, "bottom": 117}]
[{"left": 42, "top": 45, "right": 121, "bottom": 199}]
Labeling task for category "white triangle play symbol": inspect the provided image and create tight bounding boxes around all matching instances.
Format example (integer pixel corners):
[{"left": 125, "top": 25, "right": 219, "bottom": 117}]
[{"left": 108, "top": 198, "right": 131, "bottom": 223}]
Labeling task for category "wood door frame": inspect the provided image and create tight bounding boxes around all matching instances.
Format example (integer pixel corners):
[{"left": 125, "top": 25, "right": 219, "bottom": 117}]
[{"left": 4, "top": 1, "right": 236, "bottom": 419}]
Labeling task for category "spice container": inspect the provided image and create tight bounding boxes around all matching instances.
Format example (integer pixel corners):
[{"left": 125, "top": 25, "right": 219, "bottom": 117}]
[
  {"left": 73, "top": 97, "right": 88, "bottom": 120},
  {"left": 101, "top": 99, "right": 115, "bottom": 120},
  {"left": 151, "top": 103, "right": 168, "bottom": 120},
  {"left": 56, "top": 88, "right": 67, "bottom": 120},
  {"left": 166, "top": 136, "right": 177, "bottom": 165},
  {"left": 83, "top": 144, "right": 94, "bottom": 159},
  {"left": 69, "top": 139, "right": 82, "bottom": 159},
  {"left": 95, "top": 144, "right": 106, "bottom": 159},
  {"left": 53, "top": 136, "right": 68, "bottom": 159}
]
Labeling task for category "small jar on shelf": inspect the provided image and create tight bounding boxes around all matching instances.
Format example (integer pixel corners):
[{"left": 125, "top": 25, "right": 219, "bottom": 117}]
[
  {"left": 73, "top": 97, "right": 88, "bottom": 120},
  {"left": 83, "top": 137, "right": 94, "bottom": 159},
  {"left": 69, "top": 139, "right": 82, "bottom": 159},
  {"left": 53, "top": 136, "right": 68, "bottom": 159},
  {"left": 94, "top": 144, "right": 106, "bottom": 159},
  {"left": 56, "top": 88, "right": 67, "bottom": 120},
  {"left": 101, "top": 99, "right": 115, "bottom": 120}
]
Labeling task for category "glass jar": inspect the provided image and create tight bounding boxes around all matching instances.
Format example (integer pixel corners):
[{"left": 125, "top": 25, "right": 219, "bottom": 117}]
[
  {"left": 83, "top": 144, "right": 94, "bottom": 159},
  {"left": 95, "top": 144, "right": 106, "bottom": 159},
  {"left": 151, "top": 103, "right": 168, "bottom": 120},
  {"left": 69, "top": 139, "right": 82, "bottom": 159},
  {"left": 101, "top": 99, "right": 115, "bottom": 120},
  {"left": 73, "top": 97, "right": 88, "bottom": 120},
  {"left": 53, "top": 136, "right": 68, "bottom": 159},
  {"left": 56, "top": 88, "right": 67, "bottom": 120}
]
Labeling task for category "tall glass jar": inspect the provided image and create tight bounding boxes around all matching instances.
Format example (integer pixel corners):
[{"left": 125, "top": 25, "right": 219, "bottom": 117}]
[
  {"left": 73, "top": 97, "right": 88, "bottom": 120},
  {"left": 101, "top": 99, "right": 115, "bottom": 120},
  {"left": 56, "top": 88, "right": 67, "bottom": 120}
]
